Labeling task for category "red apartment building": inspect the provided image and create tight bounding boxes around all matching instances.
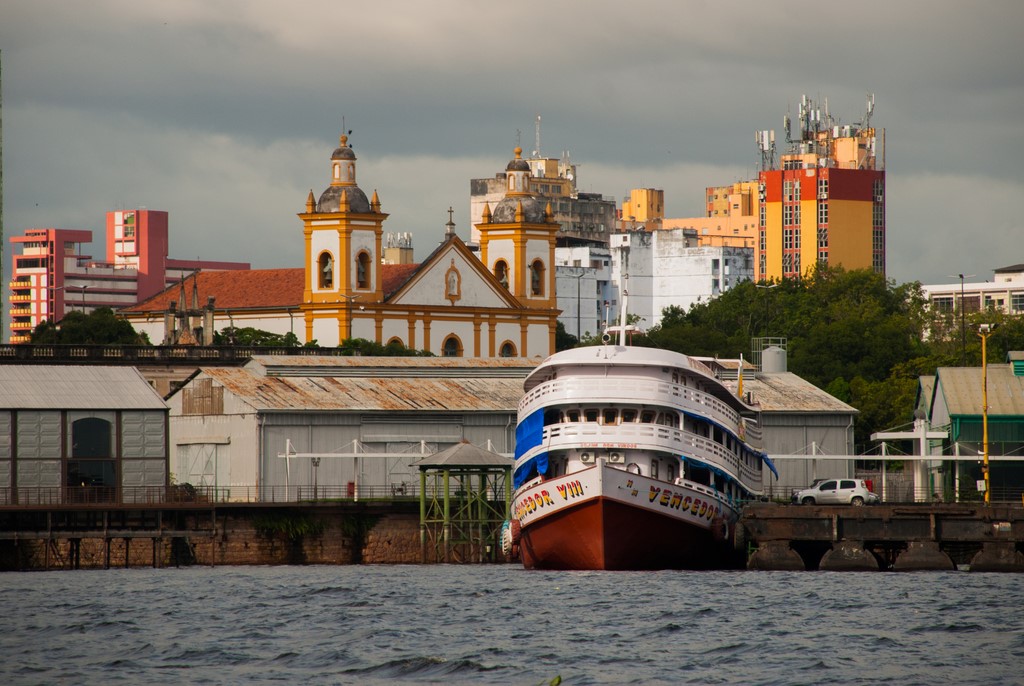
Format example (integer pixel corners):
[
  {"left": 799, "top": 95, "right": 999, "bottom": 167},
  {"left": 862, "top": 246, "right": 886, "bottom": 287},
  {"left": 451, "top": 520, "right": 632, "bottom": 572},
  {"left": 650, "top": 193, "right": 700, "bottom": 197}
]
[{"left": 8, "top": 210, "right": 249, "bottom": 343}]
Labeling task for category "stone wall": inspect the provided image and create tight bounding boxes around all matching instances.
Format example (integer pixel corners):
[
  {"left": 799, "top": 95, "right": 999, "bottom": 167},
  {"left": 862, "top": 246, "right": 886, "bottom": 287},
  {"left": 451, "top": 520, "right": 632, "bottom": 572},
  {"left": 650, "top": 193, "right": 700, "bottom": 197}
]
[{"left": 0, "top": 511, "right": 425, "bottom": 571}]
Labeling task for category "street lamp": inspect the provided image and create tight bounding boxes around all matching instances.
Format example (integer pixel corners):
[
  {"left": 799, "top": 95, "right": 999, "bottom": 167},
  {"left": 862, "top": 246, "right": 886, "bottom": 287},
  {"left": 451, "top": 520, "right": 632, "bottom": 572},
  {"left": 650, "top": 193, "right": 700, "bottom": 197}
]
[
  {"left": 978, "top": 323, "right": 995, "bottom": 504},
  {"left": 950, "top": 273, "right": 975, "bottom": 366},
  {"left": 571, "top": 269, "right": 585, "bottom": 340}
]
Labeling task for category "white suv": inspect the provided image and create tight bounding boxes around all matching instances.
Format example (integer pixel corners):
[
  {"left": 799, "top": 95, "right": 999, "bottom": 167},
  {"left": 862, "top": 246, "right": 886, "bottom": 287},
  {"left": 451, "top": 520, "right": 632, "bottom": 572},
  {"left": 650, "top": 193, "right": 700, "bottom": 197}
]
[{"left": 792, "top": 478, "right": 880, "bottom": 506}]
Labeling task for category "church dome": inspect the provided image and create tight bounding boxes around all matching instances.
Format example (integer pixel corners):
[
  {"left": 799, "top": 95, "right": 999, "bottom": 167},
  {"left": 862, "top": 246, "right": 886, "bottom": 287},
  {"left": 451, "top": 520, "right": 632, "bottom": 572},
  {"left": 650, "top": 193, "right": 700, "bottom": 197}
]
[
  {"left": 317, "top": 185, "right": 371, "bottom": 213},
  {"left": 490, "top": 196, "right": 547, "bottom": 224},
  {"left": 506, "top": 146, "right": 530, "bottom": 172}
]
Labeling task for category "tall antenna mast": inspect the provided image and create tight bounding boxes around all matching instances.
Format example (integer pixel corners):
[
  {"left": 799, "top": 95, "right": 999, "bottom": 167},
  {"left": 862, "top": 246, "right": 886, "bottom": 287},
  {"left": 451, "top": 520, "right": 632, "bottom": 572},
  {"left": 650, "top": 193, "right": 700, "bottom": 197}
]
[{"left": 533, "top": 114, "right": 541, "bottom": 158}]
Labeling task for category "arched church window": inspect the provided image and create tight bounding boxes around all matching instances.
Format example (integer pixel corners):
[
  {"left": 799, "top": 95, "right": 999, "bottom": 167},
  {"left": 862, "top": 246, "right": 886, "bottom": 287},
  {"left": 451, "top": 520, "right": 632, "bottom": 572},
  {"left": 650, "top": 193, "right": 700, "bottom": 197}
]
[
  {"left": 318, "top": 252, "right": 334, "bottom": 289},
  {"left": 531, "top": 259, "right": 545, "bottom": 296},
  {"left": 499, "top": 341, "right": 517, "bottom": 358},
  {"left": 442, "top": 335, "right": 462, "bottom": 357},
  {"left": 356, "top": 252, "right": 371, "bottom": 289},
  {"left": 494, "top": 260, "right": 509, "bottom": 290}
]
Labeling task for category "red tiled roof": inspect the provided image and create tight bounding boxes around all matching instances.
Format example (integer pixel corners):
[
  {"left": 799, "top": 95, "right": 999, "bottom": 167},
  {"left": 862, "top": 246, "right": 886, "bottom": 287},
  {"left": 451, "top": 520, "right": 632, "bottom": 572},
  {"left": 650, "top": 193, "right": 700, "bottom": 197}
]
[
  {"left": 122, "top": 264, "right": 423, "bottom": 313},
  {"left": 123, "top": 269, "right": 305, "bottom": 313},
  {"left": 383, "top": 263, "right": 420, "bottom": 297}
]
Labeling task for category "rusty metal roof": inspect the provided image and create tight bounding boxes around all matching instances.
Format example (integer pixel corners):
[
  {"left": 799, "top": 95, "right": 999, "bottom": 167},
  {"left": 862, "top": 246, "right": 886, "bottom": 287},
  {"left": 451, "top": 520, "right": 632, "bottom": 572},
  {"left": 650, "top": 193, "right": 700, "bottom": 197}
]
[
  {"left": 726, "top": 372, "right": 857, "bottom": 414},
  {"left": 200, "top": 367, "right": 524, "bottom": 412},
  {"left": 248, "top": 355, "right": 538, "bottom": 378},
  {"left": 933, "top": 365, "right": 1024, "bottom": 416}
]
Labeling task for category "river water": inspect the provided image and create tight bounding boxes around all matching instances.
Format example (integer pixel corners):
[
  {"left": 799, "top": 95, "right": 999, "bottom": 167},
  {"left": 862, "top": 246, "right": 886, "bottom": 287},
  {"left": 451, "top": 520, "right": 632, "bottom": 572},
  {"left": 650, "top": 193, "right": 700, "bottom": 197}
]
[{"left": 2, "top": 565, "right": 1022, "bottom": 685}]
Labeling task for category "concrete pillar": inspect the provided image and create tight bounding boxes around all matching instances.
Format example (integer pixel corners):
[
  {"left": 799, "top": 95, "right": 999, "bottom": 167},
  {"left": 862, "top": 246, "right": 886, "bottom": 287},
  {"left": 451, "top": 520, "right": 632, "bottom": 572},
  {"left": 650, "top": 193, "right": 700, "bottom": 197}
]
[
  {"left": 747, "top": 541, "right": 805, "bottom": 571},
  {"left": 970, "top": 542, "right": 1024, "bottom": 573},
  {"left": 893, "top": 541, "right": 954, "bottom": 571},
  {"left": 819, "top": 541, "right": 880, "bottom": 571}
]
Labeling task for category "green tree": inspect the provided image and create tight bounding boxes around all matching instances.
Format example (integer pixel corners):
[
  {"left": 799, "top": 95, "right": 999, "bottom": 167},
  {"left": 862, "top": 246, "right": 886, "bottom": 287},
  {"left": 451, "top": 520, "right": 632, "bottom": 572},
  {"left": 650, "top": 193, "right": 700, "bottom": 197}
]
[
  {"left": 30, "top": 308, "right": 150, "bottom": 345},
  {"left": 555, "top": 320, "right": 577, "bottom": 352}
]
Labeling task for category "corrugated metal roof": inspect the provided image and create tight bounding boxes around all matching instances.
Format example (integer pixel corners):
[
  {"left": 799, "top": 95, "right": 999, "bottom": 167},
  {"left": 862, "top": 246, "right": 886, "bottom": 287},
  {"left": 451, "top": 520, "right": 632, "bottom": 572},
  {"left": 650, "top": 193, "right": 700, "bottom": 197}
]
[
  {"left": 917, "top": 375, "right": 936, "bottom": 415},
  {"left": 0, "top": 366, "right": 168, "bottom": 410},
  {"left": 248, "top": 355, "right": 538, "bottom": 378},
  {"left": 934, "top": 365, "right": 1024, "bottom": 416},
  {"left": 200, "top": 367, "right": 524, "bottom": 412},
  {"left": 726, "top": 372, "right": 857, "bottom": 414}
]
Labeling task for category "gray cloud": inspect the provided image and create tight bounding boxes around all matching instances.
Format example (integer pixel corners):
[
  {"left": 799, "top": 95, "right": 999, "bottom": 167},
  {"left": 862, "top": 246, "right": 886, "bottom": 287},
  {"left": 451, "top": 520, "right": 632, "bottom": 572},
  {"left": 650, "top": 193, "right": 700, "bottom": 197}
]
[{"left": 3, "top": 0, "right": 1023, "bottom": 307}]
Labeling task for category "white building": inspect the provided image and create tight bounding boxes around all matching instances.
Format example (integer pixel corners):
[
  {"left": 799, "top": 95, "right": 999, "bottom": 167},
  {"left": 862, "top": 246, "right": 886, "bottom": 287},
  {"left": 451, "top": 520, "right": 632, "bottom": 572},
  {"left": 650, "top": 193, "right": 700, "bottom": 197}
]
[
  {"left": 554, "top": 245, "right": 613, "bottom": 340},
  {"left": 920, "top": 264, "right": 1024, "bottom": 316},
  {"left": 608, "top": 229, "right": 755, "bottom": 330}
]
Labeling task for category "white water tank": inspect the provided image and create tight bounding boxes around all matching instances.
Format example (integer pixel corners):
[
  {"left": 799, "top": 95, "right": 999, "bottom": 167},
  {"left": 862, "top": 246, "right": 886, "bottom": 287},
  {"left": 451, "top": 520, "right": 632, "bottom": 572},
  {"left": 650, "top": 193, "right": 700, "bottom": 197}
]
[{"left": 762, "top": 346, "right": 787, "bottom": 373}]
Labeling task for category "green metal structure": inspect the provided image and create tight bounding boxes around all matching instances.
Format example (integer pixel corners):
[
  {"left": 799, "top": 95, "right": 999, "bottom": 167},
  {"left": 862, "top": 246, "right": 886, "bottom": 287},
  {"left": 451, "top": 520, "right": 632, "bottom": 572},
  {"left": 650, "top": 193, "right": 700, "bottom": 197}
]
[{"left": 414, "top": 441, "right": 512, "bottom": 563}]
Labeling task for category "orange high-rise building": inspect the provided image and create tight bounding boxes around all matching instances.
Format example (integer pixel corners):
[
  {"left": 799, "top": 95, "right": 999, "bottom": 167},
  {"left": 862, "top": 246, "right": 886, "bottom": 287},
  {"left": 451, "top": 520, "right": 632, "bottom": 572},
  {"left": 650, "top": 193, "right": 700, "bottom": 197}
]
[{"left": 757, "top": 94, "right": 885, "bottom": 281}]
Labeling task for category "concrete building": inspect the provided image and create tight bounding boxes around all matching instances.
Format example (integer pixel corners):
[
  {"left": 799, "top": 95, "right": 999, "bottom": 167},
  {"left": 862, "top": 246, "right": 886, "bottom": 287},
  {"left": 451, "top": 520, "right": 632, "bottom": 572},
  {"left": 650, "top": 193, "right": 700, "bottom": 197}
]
[
  {"left": 0, "top": 366, "right": 169, "bottom": 505},
  {"left": 123, "top": 138, "right": 561, "bottom": 359},
  {"left": 660, "top": 181, "right": 760, "bottom": 250},
  {"left": 921, "top": 265, "right": 1024, "bottom": 317},
  {"left": 7, "top": 211, "right": 249, "bottom": 343},
  {"left": 554, "top": 245, "right": 613, "bottom": 341},
  {"left": 758, "top": 94, "right": 885, "bottom": 280},
  {"left": 166, "top": 355, "right": 533, "bottom": 502},
  {"left": 708, "top": 349, "right": 859, "bottom": 498},
  {"left": 608, "top": 229, "right": 754, "bottom": 329}
]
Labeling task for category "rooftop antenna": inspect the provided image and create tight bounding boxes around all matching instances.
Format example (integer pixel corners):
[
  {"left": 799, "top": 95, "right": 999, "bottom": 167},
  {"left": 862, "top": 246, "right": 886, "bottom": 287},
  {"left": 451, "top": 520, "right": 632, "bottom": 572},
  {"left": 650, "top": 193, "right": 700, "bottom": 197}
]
[
  {"left": 532, "top": 114, "right": 541, "bottom": 158},
  {"left": 863, "top": 93, "right": 875, "bottom": 129}
]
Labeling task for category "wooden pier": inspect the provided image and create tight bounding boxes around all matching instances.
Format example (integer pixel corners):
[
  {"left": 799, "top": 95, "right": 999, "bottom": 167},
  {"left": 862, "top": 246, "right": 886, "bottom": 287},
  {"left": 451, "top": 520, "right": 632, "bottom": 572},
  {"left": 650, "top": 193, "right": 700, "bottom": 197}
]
[{"left": 739, "top": 502, "right": 1024, "bottom": 571}]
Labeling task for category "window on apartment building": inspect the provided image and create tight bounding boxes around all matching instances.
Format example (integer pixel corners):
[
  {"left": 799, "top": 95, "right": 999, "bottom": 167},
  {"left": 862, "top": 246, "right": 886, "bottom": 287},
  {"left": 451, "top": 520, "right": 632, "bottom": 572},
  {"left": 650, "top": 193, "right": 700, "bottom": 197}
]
[
  {"left": 818, "top": 202, "right": 828, "bottom": 225},
  {"left": 817, "top": 226, "right": 828, "bottom": 249},
  {"left": 1011, "top": 293, "right": 1024, "bottom": 313},
  {"left": 783, "top": 180, "right": 793, "bottom": 202},
  {"left": 933, "top": 296, "right": 954, "bottom": 313},
  {"left": 818, "top": 178, "right": 828, "bottom": 198}
]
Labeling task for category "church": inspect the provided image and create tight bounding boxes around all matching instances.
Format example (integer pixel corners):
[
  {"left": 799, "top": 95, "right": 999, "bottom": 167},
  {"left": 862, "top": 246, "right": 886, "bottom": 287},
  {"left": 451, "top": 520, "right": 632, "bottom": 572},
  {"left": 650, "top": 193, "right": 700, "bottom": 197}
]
[{"left": 122, "top": 135, "right": 561, "bottom": 359}]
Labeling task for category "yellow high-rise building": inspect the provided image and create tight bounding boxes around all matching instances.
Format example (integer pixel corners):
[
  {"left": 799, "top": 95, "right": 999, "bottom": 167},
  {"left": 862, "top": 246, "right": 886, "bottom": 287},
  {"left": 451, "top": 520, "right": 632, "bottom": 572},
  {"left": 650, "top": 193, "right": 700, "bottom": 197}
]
[{"left": 757, "top": 94, "right": 885, "bottom": 281}]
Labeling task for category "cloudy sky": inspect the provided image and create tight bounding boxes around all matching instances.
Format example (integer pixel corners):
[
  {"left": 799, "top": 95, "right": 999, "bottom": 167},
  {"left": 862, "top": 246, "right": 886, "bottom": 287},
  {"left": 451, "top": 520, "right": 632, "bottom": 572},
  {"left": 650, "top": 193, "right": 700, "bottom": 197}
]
[{"left": 2, "top": 0, "right": 1022, "bottom": 296}]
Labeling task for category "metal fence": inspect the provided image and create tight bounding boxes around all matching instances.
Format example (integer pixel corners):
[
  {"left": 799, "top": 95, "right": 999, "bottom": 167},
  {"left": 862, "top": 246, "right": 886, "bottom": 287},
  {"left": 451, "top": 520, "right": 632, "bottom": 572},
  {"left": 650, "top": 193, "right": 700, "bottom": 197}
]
[{"left": 0, "top": 482, "right": 509, "bottom": 507}]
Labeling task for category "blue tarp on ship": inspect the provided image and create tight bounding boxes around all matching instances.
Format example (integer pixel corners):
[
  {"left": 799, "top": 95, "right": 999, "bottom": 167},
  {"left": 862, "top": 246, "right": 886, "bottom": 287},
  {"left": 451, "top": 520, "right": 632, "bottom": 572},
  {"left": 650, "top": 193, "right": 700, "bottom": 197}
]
[{"left": 513, "top": 408, "right": 548, "bottom": 489}]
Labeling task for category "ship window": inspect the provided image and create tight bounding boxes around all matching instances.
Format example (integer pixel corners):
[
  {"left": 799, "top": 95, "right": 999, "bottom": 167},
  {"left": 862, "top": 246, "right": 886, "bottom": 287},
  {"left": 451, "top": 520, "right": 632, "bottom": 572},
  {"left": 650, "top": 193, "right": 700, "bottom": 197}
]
[
  {"left": 603, "top": 409, "right": 617, "bottom": 424},
  {"left": 650, "top": 461, "right": 659, "bottom": 479},
  {"left": 667, "top": 464, "right": 676, "bottom": 481},
  {"left": 566, "top": 409, "right": 580, "bottom": 422},
  {"left": 584, "top": 409, "right": 599, "bottom": 423},
  {"left": 641, "top": 410, "right": 656, "bottom": 423},
  {"left": 621, "top": 409, "right": 637, "bottom": 423}
]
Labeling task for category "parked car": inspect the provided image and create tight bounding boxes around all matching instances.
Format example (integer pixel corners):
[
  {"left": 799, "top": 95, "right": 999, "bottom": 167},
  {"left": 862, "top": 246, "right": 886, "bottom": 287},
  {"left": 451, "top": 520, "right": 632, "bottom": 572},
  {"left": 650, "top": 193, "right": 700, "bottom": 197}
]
[{"left": 792, "top": 478, "right": 879, "bottom": 505}]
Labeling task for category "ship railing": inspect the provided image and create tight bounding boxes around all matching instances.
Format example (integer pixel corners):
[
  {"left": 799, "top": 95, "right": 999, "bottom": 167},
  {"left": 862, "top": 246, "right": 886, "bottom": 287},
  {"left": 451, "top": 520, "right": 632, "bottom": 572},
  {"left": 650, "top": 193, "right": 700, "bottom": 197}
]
[
  {"left": 521, "top": 377, "right": 744, "bottom": 429},
  {"left": 541, "top": 423, "right": 760, "bottom": 479}
]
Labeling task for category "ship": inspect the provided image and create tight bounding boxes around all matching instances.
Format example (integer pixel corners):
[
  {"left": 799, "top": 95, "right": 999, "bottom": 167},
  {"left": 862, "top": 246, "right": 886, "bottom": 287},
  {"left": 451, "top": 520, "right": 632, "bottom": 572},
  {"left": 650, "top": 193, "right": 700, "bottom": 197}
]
[{"left": 505, "top": 341, "right": 777, "bottom": 570}]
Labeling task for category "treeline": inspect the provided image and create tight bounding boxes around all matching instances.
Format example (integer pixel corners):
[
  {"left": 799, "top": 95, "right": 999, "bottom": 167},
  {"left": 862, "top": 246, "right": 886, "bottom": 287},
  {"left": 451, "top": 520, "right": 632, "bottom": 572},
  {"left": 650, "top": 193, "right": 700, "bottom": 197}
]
[{"left": 622, "top": 267, "right": 1024, "bottom": 448}]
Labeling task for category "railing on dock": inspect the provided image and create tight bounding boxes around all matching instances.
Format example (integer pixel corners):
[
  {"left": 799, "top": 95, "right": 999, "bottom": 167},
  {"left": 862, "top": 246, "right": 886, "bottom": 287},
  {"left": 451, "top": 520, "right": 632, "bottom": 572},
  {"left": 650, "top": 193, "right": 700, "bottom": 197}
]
[{"left": 0, "top": 482, "right": 507, "bottom": 508}]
